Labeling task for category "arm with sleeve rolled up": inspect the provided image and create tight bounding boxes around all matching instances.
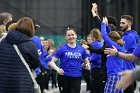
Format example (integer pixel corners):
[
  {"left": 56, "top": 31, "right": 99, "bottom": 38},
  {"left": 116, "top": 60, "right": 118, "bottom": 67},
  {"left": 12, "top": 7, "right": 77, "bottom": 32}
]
[
  {"left": 116, "top": 52, "right": 138, "bottom": 62},
  {"left": 104, "top": 45, "right": 138, "bottom": 62}
]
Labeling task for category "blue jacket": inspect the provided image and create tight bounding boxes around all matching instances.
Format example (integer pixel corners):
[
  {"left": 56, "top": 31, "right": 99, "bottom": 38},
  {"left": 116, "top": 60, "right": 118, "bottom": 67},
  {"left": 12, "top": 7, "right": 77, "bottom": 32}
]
[
  {"left": 101, "top": 22, "right": 125, "bottom": 76},
  {"left": 122, "top": 30, "right": 140, "bottom": 70}
]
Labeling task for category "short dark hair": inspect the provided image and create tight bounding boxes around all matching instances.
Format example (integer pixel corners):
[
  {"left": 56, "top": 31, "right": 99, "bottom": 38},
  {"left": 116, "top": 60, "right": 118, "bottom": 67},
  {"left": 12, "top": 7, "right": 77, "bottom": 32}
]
[
  {"left": 65, "top": 26, "right": 77, "bottom": 35},
  {"left": 121, "top": 15, "right": 133, "bottom": 24},
  {"left": 108, "top": 24, "right": 117, "bottom": 31},
  {"left": 107, "top": 16, "right": 117, "bottom": 26}
]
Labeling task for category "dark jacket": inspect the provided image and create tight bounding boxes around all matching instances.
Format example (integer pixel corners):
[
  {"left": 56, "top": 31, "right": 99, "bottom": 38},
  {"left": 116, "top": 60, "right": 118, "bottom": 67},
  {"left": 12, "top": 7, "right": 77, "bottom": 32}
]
[{"left": 0, "top": 30, "right": 40, "bottom": 93}]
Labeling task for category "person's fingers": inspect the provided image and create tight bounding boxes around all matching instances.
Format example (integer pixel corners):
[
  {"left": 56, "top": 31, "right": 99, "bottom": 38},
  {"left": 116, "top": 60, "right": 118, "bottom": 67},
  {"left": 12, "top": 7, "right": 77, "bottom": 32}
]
[
  {"left": 116, "top": 79, "right": 125, "bottom": 89},
  {"left": 104, "top": 49, "right": 110, "bottom": 52},
  {"left": 112, "top": 45, "right": 117, "bottom": 50},
  {"left": 104, "top": 51, "right": 110, "bottom": 55},
  {"left": 104, "top": 49, "right": 111, "bottom": 54},
  {"left": 59, "top": 69, "right": 64, "bottom": 75},
  {"left": 105, "top": 48, "right": 112, "bottom": 50},
  {"left": 92, "top": 3, "right": 96, "bottom": 6}
]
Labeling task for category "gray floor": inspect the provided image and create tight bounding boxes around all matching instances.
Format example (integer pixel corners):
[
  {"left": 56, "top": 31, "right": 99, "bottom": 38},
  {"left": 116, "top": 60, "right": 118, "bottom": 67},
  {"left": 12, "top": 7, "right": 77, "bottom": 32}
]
[
  {"left": 43, "top": 80, "right": 140, "bottom": 93},
  {"left": 44, "top": 66, "right": 140, "bottom": 93}
]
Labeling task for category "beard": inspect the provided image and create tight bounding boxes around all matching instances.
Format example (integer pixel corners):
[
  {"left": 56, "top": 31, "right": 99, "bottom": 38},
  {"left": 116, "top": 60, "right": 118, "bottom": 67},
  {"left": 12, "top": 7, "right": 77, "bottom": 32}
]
[{"left": 120, "top": 25, "right": 128, "bottom": 32}]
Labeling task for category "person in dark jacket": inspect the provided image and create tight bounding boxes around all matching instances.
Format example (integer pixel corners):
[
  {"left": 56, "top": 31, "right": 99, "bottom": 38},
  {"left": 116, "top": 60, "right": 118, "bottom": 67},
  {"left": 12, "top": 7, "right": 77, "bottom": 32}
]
[{"left": 0, "top": 17, "right": 40, "bottom": 93}]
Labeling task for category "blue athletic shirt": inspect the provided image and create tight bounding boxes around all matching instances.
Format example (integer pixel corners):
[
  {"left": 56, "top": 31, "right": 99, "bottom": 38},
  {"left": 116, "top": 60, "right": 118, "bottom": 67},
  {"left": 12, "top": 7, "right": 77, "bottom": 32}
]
[
  {"left": 54, "top": 44, "right": 88, "bottom": 77},
  {"left": 122, "top": 30, "right": 139, "bottom": 70},
  {"left": 133, "top": 44, "right": 140, "bottom": 58},
  {"left": 32, "top": 36, "right": 48, "bottom": 74},
  {"left": 101, "top": 22, "right": 125, "bottom": 76},
  {"left": 90, "top": 40, "right": 104, "bottom": 68}
]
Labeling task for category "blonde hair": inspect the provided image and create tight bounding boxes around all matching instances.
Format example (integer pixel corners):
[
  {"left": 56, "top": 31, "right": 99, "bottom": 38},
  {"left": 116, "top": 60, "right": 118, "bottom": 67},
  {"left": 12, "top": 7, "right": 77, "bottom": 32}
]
[
  {"left": 108, "top": 31, "right": 124, "bottom": 46},
  {"left": 0, "top": 25, "right": 6, "bottom": 34},
  {"left": 90, "top": 28, "right": 103, "bottom": 42},
  {"left": 47, "top": 39, "right": 54, "bottom": 46},
  {"left": 8, "top": 23, "right": 17, "bottom": 31}
]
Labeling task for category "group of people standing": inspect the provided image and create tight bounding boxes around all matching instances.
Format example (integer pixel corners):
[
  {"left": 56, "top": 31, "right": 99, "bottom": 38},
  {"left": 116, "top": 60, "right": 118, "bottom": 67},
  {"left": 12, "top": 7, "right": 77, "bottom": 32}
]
[
  {"left": 0, "top": 2, "right": 140, "bottom": 93},
  {"left": 79, "top": 3, "right": 139, "bottom": 93}
]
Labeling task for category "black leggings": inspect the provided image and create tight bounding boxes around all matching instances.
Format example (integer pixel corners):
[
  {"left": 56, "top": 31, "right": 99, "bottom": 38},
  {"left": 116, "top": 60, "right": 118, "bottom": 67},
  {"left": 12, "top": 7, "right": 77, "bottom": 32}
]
[{"left": 57, "top": 75, "right": 81, "bottom": 93}]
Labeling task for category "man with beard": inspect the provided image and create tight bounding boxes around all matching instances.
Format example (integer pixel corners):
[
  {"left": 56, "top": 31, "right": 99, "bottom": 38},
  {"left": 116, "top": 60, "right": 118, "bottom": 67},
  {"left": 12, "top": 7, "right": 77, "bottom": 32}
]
[{"left": 120, "top": 15, "right": 140, "bottom": 93}]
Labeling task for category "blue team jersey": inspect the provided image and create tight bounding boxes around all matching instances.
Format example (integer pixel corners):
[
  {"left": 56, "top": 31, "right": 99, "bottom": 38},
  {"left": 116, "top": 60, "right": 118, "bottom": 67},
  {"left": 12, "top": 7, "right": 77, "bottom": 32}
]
[
  {"left": 133, "top": 44, "right": 140, "bottom": 58},
  {"left": 101, "top": 22, "right": 125, "bottom": 76},
  {"left": 54, "top": 44, "right": 88, "bottom": 77},
  {"left": 90, "top": 40, "right": 104, "bottom": 68},
  {"left": 122, "top": 30, "right": 139, "bottom": 70}
]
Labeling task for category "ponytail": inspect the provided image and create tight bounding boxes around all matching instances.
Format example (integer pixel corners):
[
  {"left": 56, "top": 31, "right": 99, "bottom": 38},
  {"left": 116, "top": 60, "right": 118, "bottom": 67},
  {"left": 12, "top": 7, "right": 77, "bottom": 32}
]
[{"left": 117, "top": 39, "right": 124, "bottom": 46}]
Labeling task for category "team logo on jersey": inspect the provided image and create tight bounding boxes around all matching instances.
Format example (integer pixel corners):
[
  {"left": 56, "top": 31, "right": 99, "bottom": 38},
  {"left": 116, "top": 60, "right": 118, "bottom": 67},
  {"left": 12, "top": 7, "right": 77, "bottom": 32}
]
[{"left": 65, "top": 52, "right": 81, "bottom": 58}]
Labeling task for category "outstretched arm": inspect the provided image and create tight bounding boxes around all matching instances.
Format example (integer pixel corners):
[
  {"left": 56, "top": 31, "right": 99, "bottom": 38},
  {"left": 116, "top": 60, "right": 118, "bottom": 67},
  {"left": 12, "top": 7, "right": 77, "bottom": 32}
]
[
  {"left": 116, "top": 67, "right": 140, "bottom": 90},
  {"left": 48, "top": 57, "right": 64, "bottom": 75},
  {"left": 104, "top": 46, "right": 138, "bottom": 62},
  {"left": 88, "top": 44, "right": 105, "bottom": 54},
  {"left": 91, "top": 3, "right": 101, "bottom": 29}
]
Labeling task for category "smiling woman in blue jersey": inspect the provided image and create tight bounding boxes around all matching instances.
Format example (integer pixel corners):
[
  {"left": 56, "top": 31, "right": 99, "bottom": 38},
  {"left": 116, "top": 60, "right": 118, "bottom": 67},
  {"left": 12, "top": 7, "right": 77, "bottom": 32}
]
[
  {"left": 48, "top": 27, "right": 90, "bottom": 93},
  {"left": 101, "top": 17, "right": 125, "bottom": 93}
]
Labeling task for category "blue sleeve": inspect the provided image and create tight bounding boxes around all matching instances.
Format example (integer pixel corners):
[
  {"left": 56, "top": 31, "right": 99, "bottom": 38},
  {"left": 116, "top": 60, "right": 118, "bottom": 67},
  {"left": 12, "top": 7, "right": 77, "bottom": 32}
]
[
  {"left": 35, "top": 68, "right": 41, "bottom": 75},
  {"left": 46, "top": 56, "right": 52, "bottom": 62},
  {"left": 82, "top": 48, "right": 89, "bottom": 60},
  {"left": 133, "top": 44, "right": 140, "bottom": 58},
  {"left": 54, "top": 47, "right": 63, "bottom": 59},
  {"left": 124, "top": 35, "right": 136, "bottom": 53},
  {"left": 106, "top": 25, "right": 111, "bottom": 34},
  {"left": 90, "top": 53, "right": 98, "bottom": 62},
  {"left": 32, "top": 36, "right": 42, "bottom": 50},
  {"left": 46, "top": 54, "right": 54, "bottom": 62},
  {"left": 101, "top": 22, "right": 118, "bottom": 48},
  {"left": 41, "top": 52, "right": 48, "bottom": 59}
]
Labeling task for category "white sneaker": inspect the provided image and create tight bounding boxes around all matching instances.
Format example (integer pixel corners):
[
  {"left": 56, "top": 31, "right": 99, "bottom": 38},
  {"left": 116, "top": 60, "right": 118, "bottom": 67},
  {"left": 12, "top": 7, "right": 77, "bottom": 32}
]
[{"left": 43, "top": 89, "right": 51, "bottom": 93}]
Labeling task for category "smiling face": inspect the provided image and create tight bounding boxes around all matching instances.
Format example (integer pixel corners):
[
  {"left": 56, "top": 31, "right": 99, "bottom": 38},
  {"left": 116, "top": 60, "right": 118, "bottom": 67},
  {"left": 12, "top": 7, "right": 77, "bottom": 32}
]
[
  {"left": 87, "top": 35, "right": 94, "bottom": 44},
  {"left": 65, "top": 30, "right": 77, "bottom": 44}
]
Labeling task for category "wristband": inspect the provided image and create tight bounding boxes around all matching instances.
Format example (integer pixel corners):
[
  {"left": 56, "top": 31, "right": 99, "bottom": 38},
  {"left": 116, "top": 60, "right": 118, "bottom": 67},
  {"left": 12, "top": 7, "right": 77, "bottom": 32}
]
[{"left": 115, "top": 52, "right": 119, "bottom": 57}]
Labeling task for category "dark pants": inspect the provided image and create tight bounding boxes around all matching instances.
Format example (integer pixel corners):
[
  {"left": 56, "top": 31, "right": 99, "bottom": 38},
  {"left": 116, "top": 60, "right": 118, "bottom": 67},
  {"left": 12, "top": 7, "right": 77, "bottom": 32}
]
[
  {"left": 82, "top": 69, "right": 92, "bottom": 92},
  {"left": 36, "top": 68, "right": 50, "bottom": 93},
  {"left": 57, "top": 75, "right": 81, "bottom": 93},
  {"left": 51, "top": 69, "right": 57, "bottom": 88},
  {"left": 91, "top": 68, "right": 107, "bottom": 93},
  {"left": 99, "top": 69, "right": 107, "bottom": 93}
]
